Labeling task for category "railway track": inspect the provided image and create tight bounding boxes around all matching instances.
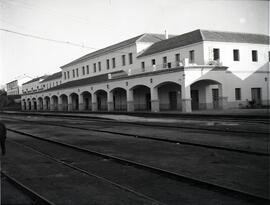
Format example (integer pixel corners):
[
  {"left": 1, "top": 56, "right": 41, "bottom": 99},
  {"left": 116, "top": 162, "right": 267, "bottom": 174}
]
[
  {"left": 1, "top": 171, "right": 55, "bottom": 205},
  {"left": 6, "top": 127, "right": 270, "bottom": 204},
  {"left": 7, "top": 139, "right": 163, "bottom": 205},
  {"left": 3, "top": 111, "right": 270, "bottom": 124},
  {"left": 1, "top": 111, "right": 269, "bottom": 134},
  {"left": 2, "top": 116, "right": 269, "bottom": 156}
]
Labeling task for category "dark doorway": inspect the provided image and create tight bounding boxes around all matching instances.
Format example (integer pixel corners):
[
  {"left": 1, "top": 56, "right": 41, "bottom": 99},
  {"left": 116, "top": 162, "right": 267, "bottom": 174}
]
[
  {"left": 251, "top": 88, "right": 261, "bottom": 105},
  {"left": 113, "top": 95, "right": 116, "bottom": 110},
  {"left": 212, "top": 89, "right": 219, "bottom": 109},
  {"left": 169, "top": 91, "right": 177, "bottom": 110},
  {"left": 85, "top": 98, "right": 89, "bottom": 110},
  {"left": 75, "top": 98, "right": 79, "bottom": 110},
  {"left": 97, "top": 97, "right": 101, "bottom": 110},
  {"left": 145, "top": 93, "right": 151, "bottom": 110},
  {"left": 34, "top": 101, "right": 37, "bottom": 110},
  {"left": 191, "top": 90, "right": 199, "bottom": 110}
]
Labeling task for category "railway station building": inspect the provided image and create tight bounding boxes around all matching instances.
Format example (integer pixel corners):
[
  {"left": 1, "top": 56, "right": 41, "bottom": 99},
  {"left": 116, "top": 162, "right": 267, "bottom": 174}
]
[{"left": 21, "top": 29, "right": 270, "bottom": 113}]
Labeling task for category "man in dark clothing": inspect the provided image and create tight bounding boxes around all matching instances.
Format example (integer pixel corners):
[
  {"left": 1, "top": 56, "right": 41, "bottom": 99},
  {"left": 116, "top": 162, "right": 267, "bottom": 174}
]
[{"left": 0, "top": 122, "right": 6, "bottom": 155}]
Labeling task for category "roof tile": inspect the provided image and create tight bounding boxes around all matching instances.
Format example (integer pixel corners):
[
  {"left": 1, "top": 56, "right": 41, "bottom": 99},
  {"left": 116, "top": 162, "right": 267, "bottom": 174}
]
[
  {"left": 41, "top": 72, "right": 62, "bottom": 83},
  {"left": 138, "top": 29, "right": 270, "bottom": 58}
]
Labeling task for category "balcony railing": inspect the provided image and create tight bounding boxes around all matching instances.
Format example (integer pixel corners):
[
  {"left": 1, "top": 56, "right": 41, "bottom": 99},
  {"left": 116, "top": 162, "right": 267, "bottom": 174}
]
[
  {"left": 207, "top": 60, "right": 223, "bottom": 66},
  {"left": 129, "top": 61, "right": 183, "bottom": 76}
]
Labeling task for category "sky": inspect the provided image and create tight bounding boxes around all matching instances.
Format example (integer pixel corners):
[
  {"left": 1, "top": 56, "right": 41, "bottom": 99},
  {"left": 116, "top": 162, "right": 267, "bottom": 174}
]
[{"left": 0, "top": 0, "right": 269, "bottom": 86}]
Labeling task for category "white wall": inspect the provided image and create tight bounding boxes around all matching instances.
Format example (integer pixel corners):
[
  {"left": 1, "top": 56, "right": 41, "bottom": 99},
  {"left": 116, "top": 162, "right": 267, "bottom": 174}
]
[
  {"left": 203, "top": 41, "right": 270, "bottom": 106},
  {"left": 203, "top": 41, "right": 269, "bottom": 80},
  {"left": 40, "top": 78, "right": 62, "bottom": 90},
  {"left": 136, "top": 42, "right": 205, "bottom": 69},
  {"left": 61, "top": 44, "right": 138, "bottom": 83},
  {"left": 22, "top": 79, "right": 45, "bottom": 94}
]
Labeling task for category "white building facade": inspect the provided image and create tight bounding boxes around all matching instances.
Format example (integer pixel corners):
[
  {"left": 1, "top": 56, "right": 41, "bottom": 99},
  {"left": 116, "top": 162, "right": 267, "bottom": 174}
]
[
  {"left": 6, "top": 76, "right": 33, "bottom": 96},
  {"left": 21, "top": 29, "right": 270, "bottom": 112}
]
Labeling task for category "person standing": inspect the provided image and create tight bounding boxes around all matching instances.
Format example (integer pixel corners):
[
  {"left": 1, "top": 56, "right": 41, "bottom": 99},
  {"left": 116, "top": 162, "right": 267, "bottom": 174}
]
[{"left": 0, "top": 122, "right": 7, "bottom": 155}]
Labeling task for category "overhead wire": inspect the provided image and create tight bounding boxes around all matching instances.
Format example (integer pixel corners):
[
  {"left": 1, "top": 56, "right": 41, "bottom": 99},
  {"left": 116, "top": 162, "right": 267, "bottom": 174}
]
[
  {"left": 0, "top": 0, "right": 149, "bottom": 57},
  {"left": 0, "top": 28, "right": 97, "bottom": 50}
]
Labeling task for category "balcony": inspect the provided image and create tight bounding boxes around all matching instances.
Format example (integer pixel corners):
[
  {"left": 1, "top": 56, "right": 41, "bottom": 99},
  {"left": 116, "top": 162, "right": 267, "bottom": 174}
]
[
  {"left": 127, "top": 61, "right": 184, "bottom": 76},
  {"left": 207, "top": 60, "right": 223, "bottom": 66},
  {"left": 108, "top": 59, "right": 224, "bottom": 80}
]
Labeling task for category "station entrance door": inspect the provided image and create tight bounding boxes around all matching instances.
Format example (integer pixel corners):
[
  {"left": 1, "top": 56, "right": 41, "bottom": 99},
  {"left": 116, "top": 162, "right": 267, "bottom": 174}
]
[
  {"left": 212, "top": 89, "right": 219, "bottom": 109},
  {"left": 191, "top": 90, "right": 199, "bottom": 110}
]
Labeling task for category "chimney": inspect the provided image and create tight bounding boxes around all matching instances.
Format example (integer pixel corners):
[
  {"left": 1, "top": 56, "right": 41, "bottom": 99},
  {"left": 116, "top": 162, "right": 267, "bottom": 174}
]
[{"left": 165, "top": 30, "right": 168, "bottom": 39}]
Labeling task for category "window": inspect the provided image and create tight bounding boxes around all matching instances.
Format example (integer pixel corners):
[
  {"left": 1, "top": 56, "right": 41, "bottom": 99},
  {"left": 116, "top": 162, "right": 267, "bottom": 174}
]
[
  {"left": 141, "top": 62, "right": 145, "bottom": 71},
  {"left": 67, "top": 71, "right": 70, "bottom": 79},
  {"left": 163, "top": 56, "right": 167, "bottom": 68},
  {"left": 93, "top": 63, "right": 96, "bottom": 72},
  {"left": 152, "top": 59, "right": 156, "bottom": 66},
  {"left": 82, "top": 66, "right": 85, "bottom": 75},
  {"left": 112, "top": 58, "right": 116, "bottom": 68},
  {"left": 122, "top": 55, "right": 126, "bottom": 66},
  {"left": 235, "top": 88, "right": 241, "bottom": 100},
  {"left": 64, "top": 72, "right": 66, "bottom": 79},
  {"left": 269, "top": 51, "right": 270, "bottom": 62},
  {"left": 175, "top": 53, "right": 180, "bottom": 62},
  {"left": 213, "top": 48, "right": 220, "bottom": 60},
  {"left": 72, "top": 70, "right": 75, "bottom": 78},
  {"left": 106, "top": 59, "right": 110, "bottom": 70},
  {"left": 98, "top": 61, "right": 101, "bottom": 71},
  {"left": 252, "top": 50, "right": 258, "bottom": 62},
  {"left": 189, "top": 50, "right": 194, "bottom": 63},
  {"left": 56, "top": 82, "right": 58, "bottom": 86},
  {"left": 233, "top": 49, "right": 239, "bottom": 61},
  {"left": 129, "top": 53, "right": 133, "bottom": 64},
  {"left": 76, "top": 68, "right": 79, "bottom": 77},
  {"left": 86, "top": 65, "right": 89, "bottom": 74}
]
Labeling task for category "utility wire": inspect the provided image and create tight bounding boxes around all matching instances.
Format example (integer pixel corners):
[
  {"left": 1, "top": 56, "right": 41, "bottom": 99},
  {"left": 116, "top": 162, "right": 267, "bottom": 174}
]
[
  {"left": 0, "top": 27, "right": 137, "bottom": 55},
  {"left": 0, "top": 28, "right": 97, "bottom": 50}
]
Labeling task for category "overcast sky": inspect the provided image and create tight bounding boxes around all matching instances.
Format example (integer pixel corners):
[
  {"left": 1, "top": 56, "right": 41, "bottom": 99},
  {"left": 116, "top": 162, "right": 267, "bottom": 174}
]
[{"left": 0, "top": 0, "right": 269, "bottom": 86}]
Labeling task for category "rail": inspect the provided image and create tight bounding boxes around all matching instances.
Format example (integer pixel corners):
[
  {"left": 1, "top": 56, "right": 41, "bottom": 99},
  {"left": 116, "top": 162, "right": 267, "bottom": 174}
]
[
  {"left": 1, "top": 171, "right": 55, "bottom": 205},
  {"left": 7, "top": 128, "right": 270, "bottom": 204}
]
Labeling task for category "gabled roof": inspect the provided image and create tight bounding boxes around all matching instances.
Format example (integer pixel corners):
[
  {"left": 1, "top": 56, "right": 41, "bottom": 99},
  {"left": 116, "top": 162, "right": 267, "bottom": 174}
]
[
  {"left": 41, "top": 71, "right": 62, "bottom": 83},
  {"left": 22, "top": 75, "right": 49, "bottom": 85},
  {"left": 137, "top": 33, "right": 175, "bottom": 43},
  {"left": 201, "top": 30, "right": 269, "bottom": 44},
  {"left": 61, "top": 34, "right": 144, "bottom": 68},
  {"left": 61, "top": 33, "right": 171, "bottom": 68},
  {"left": 138, "top": 29, "right": 270, "bottom": 58}
]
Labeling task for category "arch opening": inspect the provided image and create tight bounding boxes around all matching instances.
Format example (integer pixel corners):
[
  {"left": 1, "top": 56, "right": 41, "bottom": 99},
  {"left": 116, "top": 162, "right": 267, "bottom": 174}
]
[
  {"left": 32, "top": 98, "right": 37, "bottom": 110},
  {"left": 44, "top": 96, "right": 50, "bottom": 110},
  {"left": 38, "top": 97, "right": 43, "bottom": 110},
  {"left": 27, "top": 99, "right": 31, "bottom": 110},
  {"left": 60, "top": 94, "right": 68, "bottom": 111},
  {"left": 81, "top": 91, "right": 92, "bottom": 111},
  {"left": 52, "top": 95, "right": 58, "bottom": 111},
  {"left": 111, "top": 88, "right": 127, "bottom": 111},
  {"left": 70, "top": 93, "right": 79, "bottom": 111},
  {"left": 95, "top": 90, "right": 107, "bottom": 111},
  {"left": 156, "top": 82, "right": 182, "bottom": 111},
  {"left": 190, "top": 79, "right": 222, "bottom": 110},
  {"left": 132, "top": 85, "right": 151, "bottom": 111}
]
